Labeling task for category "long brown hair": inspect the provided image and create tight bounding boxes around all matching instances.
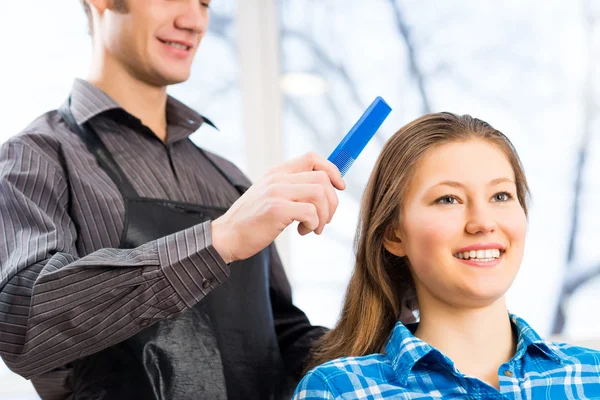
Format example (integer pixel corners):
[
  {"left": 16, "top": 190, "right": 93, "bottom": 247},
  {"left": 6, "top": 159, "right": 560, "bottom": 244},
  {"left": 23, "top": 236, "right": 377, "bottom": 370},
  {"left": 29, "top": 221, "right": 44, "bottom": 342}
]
[{"left": 307, "top": 112, "right": 530, "bottom": 370}]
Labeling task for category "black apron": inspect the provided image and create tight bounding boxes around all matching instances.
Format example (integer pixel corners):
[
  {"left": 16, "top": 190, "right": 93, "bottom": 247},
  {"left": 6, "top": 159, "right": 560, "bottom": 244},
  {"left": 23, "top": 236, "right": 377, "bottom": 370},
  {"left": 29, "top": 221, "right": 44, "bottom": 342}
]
[{"left": 58, "top": 102, "right": 285, "bottom": 400}]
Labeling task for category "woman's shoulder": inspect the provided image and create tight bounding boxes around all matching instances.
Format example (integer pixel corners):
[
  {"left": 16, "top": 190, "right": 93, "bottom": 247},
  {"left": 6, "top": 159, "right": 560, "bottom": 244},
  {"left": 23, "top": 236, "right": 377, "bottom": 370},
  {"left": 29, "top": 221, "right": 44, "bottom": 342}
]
[
  {"left": 294, "top": 353, "right": 397, "bottom": 399},
  {"left": 545, "top": 340, "right": 600, "bottom": 365},
  {"left": 309, "top": 352, "right": 392, "bottom": 379},
  {"left": 511, "top": 314, "right": 600, "bottom": 367}
]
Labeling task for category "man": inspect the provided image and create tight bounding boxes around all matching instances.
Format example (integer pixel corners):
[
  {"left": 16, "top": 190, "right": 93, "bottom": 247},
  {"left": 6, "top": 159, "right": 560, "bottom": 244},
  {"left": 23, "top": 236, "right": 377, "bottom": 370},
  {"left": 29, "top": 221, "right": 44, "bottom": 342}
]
[{"left": 0, "top": 0, "right": 345, "bottom": 398}]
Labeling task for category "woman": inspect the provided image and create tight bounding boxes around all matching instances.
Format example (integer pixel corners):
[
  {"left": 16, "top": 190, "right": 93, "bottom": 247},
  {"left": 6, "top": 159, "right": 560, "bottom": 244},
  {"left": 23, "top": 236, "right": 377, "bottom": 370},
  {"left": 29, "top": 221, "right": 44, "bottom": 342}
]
[{"left": 294, "top": 113, "right": 600, "bottom": 399}]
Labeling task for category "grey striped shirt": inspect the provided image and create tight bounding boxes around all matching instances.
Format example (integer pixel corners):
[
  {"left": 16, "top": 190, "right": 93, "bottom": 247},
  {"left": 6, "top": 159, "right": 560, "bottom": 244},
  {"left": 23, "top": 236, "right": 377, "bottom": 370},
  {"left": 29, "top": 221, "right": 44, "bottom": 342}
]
[{"left": 0, "top": 79, "right": 278, "bottom": 397}]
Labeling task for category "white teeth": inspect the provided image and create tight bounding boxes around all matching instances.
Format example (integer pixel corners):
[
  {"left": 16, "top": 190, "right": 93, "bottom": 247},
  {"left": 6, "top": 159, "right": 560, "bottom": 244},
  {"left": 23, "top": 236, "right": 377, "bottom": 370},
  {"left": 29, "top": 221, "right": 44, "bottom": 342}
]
[
  {"left": 165, "top": 41, "right": 190, "bottom": 50},
  {"left": 454, "top": 248, "right": 502, "bottom": 261}
]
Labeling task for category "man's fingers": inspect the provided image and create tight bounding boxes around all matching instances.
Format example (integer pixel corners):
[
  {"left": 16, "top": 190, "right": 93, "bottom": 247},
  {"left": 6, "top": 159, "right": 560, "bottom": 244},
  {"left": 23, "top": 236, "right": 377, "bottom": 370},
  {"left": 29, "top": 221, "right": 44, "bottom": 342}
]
[
  {"left": 287, "top": 202, "right": 319, "bottom": 235},
  {"left": 261, "top": 153, "right": 346, "bottom": 236},
  {"left": 298, "top": 222, "right": 312, "bottom": 236},
  {"left": 277, "top": 172, "right": 339, "bottom": 224},
  {"left": 271, "top": 152, "right": 346, "bottom": 191},
  {"left": 277, "top": 183, "right": 329, "bottom": 233}
]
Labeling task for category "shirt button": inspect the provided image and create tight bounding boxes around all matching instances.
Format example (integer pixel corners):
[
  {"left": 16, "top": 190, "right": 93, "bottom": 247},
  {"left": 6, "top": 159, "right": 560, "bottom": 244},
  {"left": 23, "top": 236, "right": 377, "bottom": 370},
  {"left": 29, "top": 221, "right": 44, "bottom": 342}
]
[
  {"left": 140, "top": 319, "right": 150, "bottom": 327},
  {"left": 503, "top": 370, "right": 513, "bottom": 377},
  {"left": 202, "top": 279, "right": 212, "bottom": 289}
]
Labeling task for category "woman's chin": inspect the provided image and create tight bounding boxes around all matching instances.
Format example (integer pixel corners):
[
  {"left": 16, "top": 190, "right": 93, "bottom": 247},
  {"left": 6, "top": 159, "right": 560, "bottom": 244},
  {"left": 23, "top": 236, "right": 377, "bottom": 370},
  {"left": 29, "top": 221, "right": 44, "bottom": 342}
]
[{"left": 450, "top": 285, "right": 509, "bottom": 308}]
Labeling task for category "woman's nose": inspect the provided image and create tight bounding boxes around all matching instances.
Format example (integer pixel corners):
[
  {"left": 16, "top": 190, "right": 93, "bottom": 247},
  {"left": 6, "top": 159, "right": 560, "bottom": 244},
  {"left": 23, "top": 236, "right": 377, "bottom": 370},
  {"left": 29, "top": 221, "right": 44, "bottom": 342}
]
[{"left": 465, "top": 204, "right": 498, "bottom": 235}]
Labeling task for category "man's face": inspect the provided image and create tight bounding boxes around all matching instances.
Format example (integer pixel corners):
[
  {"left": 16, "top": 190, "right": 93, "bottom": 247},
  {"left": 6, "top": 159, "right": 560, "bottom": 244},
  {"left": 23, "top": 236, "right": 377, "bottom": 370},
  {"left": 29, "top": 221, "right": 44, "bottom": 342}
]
[{"left": 98, "top": 0, "right": 210, "bottom": 86}]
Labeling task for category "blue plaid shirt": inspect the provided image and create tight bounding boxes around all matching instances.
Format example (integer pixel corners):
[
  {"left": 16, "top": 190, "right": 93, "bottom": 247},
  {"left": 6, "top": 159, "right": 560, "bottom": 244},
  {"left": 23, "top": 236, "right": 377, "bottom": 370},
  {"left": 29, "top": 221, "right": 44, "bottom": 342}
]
[{"left": 294, "top": 315, "right": 600, "bottom": 399}]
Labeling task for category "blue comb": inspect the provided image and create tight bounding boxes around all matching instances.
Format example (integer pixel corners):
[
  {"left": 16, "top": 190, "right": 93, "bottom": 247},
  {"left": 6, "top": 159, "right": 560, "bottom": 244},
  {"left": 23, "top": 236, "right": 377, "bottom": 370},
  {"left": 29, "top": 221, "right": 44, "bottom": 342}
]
[{"left": 328, "top": 96, "right": 392, "bottom": 176}]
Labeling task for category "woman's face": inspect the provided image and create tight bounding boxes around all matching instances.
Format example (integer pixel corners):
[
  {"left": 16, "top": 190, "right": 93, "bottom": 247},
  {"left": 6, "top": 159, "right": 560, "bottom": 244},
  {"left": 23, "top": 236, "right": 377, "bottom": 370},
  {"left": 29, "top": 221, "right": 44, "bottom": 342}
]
[{"left": 385, "top": 139, "right": 527, "bottom": 309}]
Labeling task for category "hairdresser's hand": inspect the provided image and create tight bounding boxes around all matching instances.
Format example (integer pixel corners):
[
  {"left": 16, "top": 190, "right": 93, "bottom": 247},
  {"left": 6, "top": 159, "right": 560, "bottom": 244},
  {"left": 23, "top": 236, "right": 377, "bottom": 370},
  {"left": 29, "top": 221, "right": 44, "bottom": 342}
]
[{"left": 211, "top": 152, "right": 346, "bottom": 264}]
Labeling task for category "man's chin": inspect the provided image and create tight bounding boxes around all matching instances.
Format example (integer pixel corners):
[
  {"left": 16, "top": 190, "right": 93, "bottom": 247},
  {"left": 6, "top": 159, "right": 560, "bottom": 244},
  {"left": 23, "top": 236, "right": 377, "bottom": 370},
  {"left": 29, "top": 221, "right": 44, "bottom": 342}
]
[
  {"left": 146, "top": 70, "right": 191, "bottom": 87},
  {"left": 164, "top": 72, "right": 191, "bottom": 86}
]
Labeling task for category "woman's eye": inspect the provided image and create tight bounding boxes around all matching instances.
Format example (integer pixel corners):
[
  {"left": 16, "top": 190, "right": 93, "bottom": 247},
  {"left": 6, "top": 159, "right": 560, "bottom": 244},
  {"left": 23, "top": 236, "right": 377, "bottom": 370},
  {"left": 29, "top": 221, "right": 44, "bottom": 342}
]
[
  {"left": 201, "top": 2, "right": 210, "bottom": 8},
  {"left": 492, "top": 191, "right": 513, "bottom": 202},
  {"left": 435, "top": 195, "right": 458, "bottom": 205}
]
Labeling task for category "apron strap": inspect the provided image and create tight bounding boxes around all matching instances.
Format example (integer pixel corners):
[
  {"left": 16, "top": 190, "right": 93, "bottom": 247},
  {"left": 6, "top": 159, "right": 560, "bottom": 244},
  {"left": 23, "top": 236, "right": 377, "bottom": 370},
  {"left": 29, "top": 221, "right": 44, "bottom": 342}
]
[
  {"left": 200, "top": 149, "right": 252, "bottom": 195},
  {"left": 59, "top": 98, "right": 248, "bottom": 199},
  {"left": 58, "top": 99, "right": 139, "bottom": 199}
]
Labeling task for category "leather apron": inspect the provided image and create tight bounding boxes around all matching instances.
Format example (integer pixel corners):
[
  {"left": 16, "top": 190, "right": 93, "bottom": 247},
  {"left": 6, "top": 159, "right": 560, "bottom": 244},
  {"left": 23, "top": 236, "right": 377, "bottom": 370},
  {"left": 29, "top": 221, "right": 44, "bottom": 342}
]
[{"left": 58, "top": 102, "right": 285, "bottom": 400}]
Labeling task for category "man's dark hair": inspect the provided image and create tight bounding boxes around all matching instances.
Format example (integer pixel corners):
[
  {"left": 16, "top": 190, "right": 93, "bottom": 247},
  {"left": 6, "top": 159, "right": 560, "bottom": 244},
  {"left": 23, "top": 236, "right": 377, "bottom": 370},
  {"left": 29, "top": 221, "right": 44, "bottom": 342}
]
[
  {"left": 80, "top": 0, "right": 93, "bottom": 35},
  {"left": 80, "top": 0, "right": 128, "bottom": 35}
]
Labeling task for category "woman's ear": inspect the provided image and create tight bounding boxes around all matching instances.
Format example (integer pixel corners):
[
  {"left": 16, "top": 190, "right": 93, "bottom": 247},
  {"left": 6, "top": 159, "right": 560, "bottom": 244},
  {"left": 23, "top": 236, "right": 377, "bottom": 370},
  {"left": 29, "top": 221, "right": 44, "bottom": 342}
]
[{"left": 383, "top": 225, "right": 407, "bottom": 257}]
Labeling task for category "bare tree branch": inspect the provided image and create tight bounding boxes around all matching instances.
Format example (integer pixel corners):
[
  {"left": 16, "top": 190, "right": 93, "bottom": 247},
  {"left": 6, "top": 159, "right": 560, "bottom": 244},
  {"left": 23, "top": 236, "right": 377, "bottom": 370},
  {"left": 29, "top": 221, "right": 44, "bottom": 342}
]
[
  {"left": 386, "top": 0, "right": 431, "bottom": 113},
  {"left": 281, "top": 30, "right": 365, "bottom": 109},
  {"left": 564, "top": 263, "right": 600, "bottom": 294},
  {"left": 211, "top": 14, "right": 391, "bottom": 151},
  {"left": 281, "top": 29, "right": 387, "bottom": 149},
  {"left": 551, "top": 0, "right": 598, "bottom": 335}
]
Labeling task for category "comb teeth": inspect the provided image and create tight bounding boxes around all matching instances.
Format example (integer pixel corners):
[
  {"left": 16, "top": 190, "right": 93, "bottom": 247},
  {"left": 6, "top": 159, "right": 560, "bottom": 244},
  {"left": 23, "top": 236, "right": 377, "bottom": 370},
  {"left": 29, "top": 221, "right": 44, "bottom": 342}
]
[{"left": 330, "top": 149, "right": 355, "bottom": 177}]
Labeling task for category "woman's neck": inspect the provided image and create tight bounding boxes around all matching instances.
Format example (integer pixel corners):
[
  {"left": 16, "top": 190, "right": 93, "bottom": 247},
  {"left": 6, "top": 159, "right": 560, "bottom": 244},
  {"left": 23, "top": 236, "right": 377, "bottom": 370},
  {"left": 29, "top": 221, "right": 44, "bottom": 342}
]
[{"left": 414, "top": 296, "right": 516, "bottom": 389}]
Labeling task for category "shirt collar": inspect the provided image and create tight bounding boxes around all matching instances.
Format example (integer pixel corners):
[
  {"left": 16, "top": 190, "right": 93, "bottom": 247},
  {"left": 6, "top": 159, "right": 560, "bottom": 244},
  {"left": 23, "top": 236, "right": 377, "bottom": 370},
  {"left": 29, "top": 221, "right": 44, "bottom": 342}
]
[
  {"left": 510, "top": 313, "right": 563, "bottom": 364},
  {"left": 385, "top": 321, "right": 435, "bottom": 386},
  {"left": 69, "top": 78, "right": 217, "bottom": 144},
  {"left": 70, "top": 78, "right": 121, "bottom": 124},
  {"left": 385, "top": 313, "right": 562, "bottom": 385}
]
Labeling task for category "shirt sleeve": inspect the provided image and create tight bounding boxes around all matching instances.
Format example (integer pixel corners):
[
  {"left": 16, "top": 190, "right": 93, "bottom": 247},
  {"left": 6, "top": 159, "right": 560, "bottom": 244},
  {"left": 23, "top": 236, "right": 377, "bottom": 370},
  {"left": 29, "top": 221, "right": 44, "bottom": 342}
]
[
  {"left": 0, "top": 141, "right": 230, "bottom": 379},
  {"left": 292, "top": 370, "right": 336, "bottom": 400}
]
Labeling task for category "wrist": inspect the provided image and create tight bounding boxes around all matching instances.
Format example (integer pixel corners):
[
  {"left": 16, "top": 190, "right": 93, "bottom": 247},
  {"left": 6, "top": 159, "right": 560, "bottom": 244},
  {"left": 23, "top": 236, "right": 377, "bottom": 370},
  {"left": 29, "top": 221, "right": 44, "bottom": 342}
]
[{"left": 210, "top": 218, "right": 235, "bottom": 264}]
